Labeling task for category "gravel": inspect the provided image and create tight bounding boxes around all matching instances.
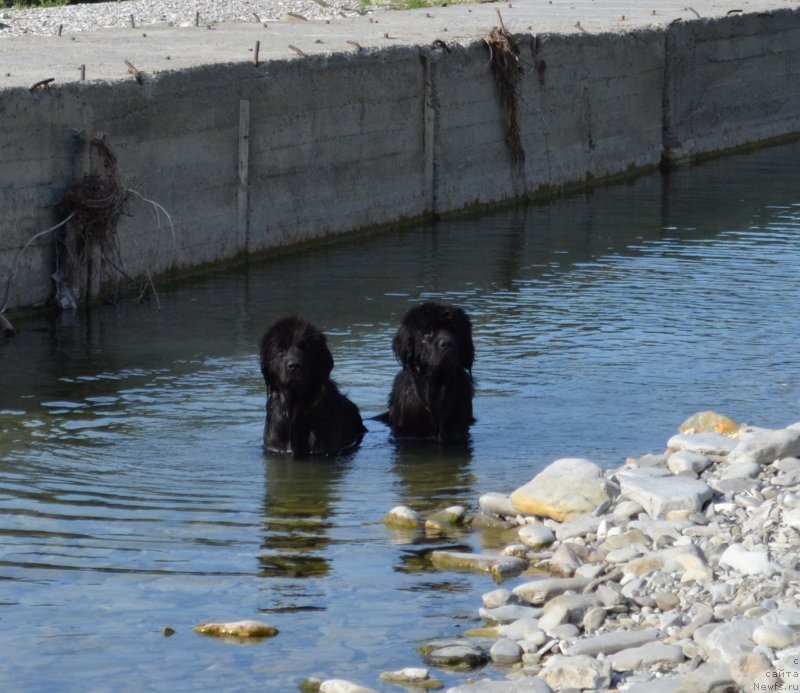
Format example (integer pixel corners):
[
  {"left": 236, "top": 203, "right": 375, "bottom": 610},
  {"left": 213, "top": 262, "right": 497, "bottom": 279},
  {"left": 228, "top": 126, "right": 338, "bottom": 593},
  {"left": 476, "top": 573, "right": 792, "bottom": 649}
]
[{"left": 0, "top": 0, "right": 367, "bottom": 37}]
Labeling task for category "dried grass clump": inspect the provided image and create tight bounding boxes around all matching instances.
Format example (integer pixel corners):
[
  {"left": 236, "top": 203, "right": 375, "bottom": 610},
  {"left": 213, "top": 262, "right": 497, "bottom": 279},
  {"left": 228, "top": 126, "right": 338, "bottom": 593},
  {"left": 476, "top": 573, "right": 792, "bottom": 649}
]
[{"left": 485, "top": 22, "right": 525, "bottom": 167}]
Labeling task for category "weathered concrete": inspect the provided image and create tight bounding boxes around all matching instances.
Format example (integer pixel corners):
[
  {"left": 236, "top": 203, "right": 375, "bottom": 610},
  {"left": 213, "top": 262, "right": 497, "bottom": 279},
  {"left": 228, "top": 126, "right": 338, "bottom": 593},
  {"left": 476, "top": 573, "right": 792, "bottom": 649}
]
[{"left": 2, "top": 0, "right": 800, "bottom": 312}]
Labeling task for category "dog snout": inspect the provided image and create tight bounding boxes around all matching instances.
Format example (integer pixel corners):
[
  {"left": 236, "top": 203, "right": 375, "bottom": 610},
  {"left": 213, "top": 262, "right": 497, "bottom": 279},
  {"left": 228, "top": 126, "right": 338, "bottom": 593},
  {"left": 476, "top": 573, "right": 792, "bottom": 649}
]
[
  {"left": 286, "top": 357, "right": 301, "bottom": 372},
  {"left": 436, "top": 333, "right": 455, "bottom": 352}
]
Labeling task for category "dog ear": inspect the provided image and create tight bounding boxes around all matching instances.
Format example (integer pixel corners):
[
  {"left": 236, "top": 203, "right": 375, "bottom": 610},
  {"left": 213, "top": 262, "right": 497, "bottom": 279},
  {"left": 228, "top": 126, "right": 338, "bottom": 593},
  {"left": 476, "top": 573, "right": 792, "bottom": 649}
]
[
  {"left": 392, "top": 323, "right": 416, "bottom": 367},
  {"left": 309, "top": 331, "right": 334, "bottom": 381},
  {"left": 451, "top": 310, "right": 475, "bottom": 371},
  {"left": 258, "top": 333, "right": 274, "bottom": 385}
]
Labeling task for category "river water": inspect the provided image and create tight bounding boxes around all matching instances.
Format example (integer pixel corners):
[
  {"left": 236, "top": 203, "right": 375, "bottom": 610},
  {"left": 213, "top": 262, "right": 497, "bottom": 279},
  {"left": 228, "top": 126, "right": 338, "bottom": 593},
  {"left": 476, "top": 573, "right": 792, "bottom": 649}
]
[{"left": 1, "top": 141, "right": 799, "bottom": 691}]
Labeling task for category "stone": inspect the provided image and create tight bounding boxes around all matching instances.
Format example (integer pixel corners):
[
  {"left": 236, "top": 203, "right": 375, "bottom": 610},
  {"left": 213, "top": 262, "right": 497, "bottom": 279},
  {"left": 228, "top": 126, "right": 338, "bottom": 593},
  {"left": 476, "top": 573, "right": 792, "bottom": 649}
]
[
  {"left": 430, "top": 551, "right": 527, "bottom": 579},
  {"left": 319, "top": 680, "right": 379, "bottom": 693},
  {"left": 489, "top": 638, "right": 523, "bottom": 665},
  {"left": 679, "top": 410, "right": 741, "bottom": 436},
  {"left": 497, "top": 616, "right": 542, "bottom": 641},
  {"left": 719, "top": 544, "right": 774, "bottom": 576},
  {"left": 698, "top": 619, "right": 758, "bottom": 662},
  {"left": 379, "top": 668, "right": 432, "bottom": 683},
  {"left": 608, "top": 641, "right": 684, "bottom": 672},
  {"left": 554, "top": 515, "right": 602, "bottom": 541},
  {"left": 518, "top": 523, "right": 555, "bottom": 548},
  {"left": 719, "top": 461, "right": 760, "bottom": 479},
  {"left": 479, "top": 492, "right": 519, "bottom": 518},
  {"left": 582, "top": 606, "right": 606, "bottom": 633},
  {"left": 729, "top": 652, "right": 773, "bottom": 689},
  {"left": 510, "top": 458, "right": 615, "bottom": 522},
  {"left": 622, "top": 544, "right": 711, "bottom": 584},
  {"left": 539, "top": 654, "right": 611, "bottom": 690},
  {"left": 729, "top": 426, "right": 800, "bottom": 465},
  {"left": 425, "top": 505, "right": 468, "bottom": 532},
  {"left": 667, "top": 449, "right": 711, "bottom": 476},
  {"left": 546, "top": 543, "right": 583, "bottom": 575},
  {"left": 383, "top": 505, "right": 424, "bottom": 530},
  {"left": 624, "top": 662, "right": 734, "bottom": 692},
  {"left": 479, "top": 604, "right": 542, "bottom": 624},
  {"left": 482, "top": 588, "right": 513, "bottom": 609},
  {"left": 666, "top": 431, "right": 737, "bottom": 456},
  {"left": 618, "top": 473, "right": 713, "bottom": 519},
  {"left": 513, "top": 577, "right": 592, "bottom": 605},
  {"left": 538, "top": 594, "right": 599, "bottom": 633},
  {"left": 563, "top": 628, "right": 661, "bottom": 657},
  {"left": 446, "top": 679, "right": 553, "bottom": 692},
  {"left": 783, "top": 508, "right": 800, "bottom": 530},
  {"left": 752, "top": 623, "right": 794, "bottom": 649},
  {"left": 420, "top": 641, "right": 489, "bottom": 670},
  {"left": 192, "top": 619, "right": 278, "bottom": 639}
]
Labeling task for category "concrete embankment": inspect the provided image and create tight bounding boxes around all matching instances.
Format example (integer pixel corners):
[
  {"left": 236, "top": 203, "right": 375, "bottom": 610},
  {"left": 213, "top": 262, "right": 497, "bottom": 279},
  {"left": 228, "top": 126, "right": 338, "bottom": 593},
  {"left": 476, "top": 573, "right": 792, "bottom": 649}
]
[{"left": 2, "top": 0, "right": 800, "bottom": 313}]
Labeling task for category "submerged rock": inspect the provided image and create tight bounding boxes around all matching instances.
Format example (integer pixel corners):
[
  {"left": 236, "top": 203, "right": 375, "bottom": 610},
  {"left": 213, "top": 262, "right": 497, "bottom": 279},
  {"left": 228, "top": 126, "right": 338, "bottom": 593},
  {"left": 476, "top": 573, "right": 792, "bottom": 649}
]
[{"left": 192, "top": 619, "right": 278, "bottom": 639}]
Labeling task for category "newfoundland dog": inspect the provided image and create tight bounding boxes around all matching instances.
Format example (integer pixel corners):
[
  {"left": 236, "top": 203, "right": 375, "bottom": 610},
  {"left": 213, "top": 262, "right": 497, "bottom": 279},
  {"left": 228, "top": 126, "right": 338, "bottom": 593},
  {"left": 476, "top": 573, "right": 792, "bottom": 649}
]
[
  {"left": 382, "top": 302, "right": 475, "bottom": 442},
  {"left": 259, "top": 317, "right": 365, "bottom": 456}
]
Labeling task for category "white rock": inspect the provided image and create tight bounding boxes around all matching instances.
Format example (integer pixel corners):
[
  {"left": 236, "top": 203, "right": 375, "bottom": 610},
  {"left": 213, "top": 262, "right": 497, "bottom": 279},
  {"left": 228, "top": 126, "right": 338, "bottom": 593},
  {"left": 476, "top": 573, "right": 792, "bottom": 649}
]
[
  {"left": 719, "top": 544, "right": 774, "bottom": 576},
  {"left": 538, "top": 594, "right": 599, "bottom": 633},
  {"left": 482, "top": 588, "right": 513, "bottom": 609},
  {"left": 540, "top": 654, "right": 611, "bottom": 690},
  {"left": 753, "top": 623, "right": 794, "bottom": 649},
  {"left": 783, "top": 508, "right": 800, "bottom": 530},
  {"left": 320, "top": 680, "right": 379, "bottom": 693},
  {"left": 489, "top": 638, "right": 523, "bottom": 665},
  {"left": 619, "top": 474, "right": 713, "bottom": 519},
  {"left": 446, "top": 678, "right": 554, "bottom": 692},
  {"left": 563, "top": 627, "right": 661, "bottom": 657},
  {"left": 729, "top": 426, "right": 800, "bottom": 465},
  {"left": 667, "top": 432, "right": 737, "bottom": 456},
  {"left": 518, "top": 523, "right": 556, "bottom": 548},
  {"left": 554, "top": 515, "right": 602, "bottom": 541},
  {"left": 608, "top": 641, "right": 685, "bottom": 672},
  {"left": 699, "top": 619, "right": 758, "bottom": 662},
  {"left": 513, "top": 577, "right": 592, "bottom": 605},
  {"left": 719, "top": 461, "right": 760, "bottom": 479},
  {"left": 479, "top": 492, "right": 519, "bottom": 518},
  {"left": 667, "top": 450, "right": 711, "bottom": 476}
]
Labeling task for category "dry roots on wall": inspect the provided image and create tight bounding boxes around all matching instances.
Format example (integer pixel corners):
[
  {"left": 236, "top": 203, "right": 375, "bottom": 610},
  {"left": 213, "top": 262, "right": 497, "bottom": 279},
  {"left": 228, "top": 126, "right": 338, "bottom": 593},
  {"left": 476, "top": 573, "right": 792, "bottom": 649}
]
[
  {"left": 55, "top": 135, "right": 132, "bottom": 311},
  {"left": 0, "top": 134, "right": 171, "bottom": 336},
  {"left": 485, "top": 22, "right": 526, "bottom": 169}
]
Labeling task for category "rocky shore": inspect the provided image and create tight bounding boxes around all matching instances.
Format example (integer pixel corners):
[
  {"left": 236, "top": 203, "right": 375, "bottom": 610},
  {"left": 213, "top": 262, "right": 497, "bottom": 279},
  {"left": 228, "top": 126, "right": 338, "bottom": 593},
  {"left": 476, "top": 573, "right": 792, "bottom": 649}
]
[
  {"left": 0, "top": 0, "right": 361, "bottom": 38},
  {"left": 318, "top": 411, "right": 800, "bottom": 692}
]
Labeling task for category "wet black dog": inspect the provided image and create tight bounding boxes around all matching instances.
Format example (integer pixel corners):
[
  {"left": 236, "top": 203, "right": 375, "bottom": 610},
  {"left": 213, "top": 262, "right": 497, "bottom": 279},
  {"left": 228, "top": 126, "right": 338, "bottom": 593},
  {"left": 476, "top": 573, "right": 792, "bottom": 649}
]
[
  {"left": 382, "top": 302, "right": 475, "bottom": 442},
  {"left": 259, "top": 317, "right": 365, "bottom": 456}
]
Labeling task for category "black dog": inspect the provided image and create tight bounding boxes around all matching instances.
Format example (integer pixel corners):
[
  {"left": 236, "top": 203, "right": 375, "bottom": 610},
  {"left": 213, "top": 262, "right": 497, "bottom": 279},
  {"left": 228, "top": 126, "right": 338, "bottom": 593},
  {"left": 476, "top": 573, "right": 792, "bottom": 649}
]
[
  {"left": 259, "top": 317, "right": 365, "bottom": 456},
  {"left": 382, "top": 302, "right": 475, "bottom": 441}
]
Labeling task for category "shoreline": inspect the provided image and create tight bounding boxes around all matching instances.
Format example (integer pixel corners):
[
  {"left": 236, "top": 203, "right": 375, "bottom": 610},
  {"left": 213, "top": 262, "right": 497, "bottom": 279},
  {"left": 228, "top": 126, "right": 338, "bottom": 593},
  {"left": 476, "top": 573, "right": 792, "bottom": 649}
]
[{"left": 343, "top": 411, "right": 800, "bottom": 692}]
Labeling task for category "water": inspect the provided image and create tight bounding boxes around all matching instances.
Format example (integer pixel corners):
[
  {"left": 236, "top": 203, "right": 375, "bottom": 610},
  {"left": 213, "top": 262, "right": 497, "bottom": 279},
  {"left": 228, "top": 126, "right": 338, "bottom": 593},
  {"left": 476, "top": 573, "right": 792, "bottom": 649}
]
[{"left": 1, "top": 141, "right": 800, "bottom": 692}]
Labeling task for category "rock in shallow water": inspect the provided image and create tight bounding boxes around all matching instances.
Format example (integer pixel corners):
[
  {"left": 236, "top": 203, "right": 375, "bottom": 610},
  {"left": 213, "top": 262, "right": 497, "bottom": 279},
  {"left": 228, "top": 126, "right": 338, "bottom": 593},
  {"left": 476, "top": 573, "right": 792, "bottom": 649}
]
[
  {"left": 192, "top": 619, "right": 278, "bottom": 639},
  {"left": 510, "top": 458, "right": 614, "bottom": 522}
]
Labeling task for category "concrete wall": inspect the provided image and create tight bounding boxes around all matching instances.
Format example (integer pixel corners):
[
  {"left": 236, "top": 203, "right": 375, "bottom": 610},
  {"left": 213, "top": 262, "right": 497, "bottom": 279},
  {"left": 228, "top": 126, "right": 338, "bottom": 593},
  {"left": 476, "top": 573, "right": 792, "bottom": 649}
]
[{"left": 2, "top": 8, "right": 800, "bottom": 313}]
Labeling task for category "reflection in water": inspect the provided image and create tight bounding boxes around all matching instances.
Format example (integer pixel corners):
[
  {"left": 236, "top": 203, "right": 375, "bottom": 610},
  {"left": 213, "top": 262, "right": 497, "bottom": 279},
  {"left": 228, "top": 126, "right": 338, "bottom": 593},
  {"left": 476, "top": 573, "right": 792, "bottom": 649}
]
[
  {"left": 259, "top": 456, "right": 348, "bottom": 584},
  {"left": 390, "top": 439, "right": 475, "bottom": 511},
  {"left": 0, "top": 141, "right": 800, "bottom": 690}
]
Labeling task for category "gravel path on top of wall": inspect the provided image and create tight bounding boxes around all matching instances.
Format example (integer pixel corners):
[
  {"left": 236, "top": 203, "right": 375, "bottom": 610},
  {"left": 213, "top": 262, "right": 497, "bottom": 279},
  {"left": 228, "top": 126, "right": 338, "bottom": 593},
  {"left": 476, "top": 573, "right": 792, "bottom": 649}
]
[{"left": 0, "top": 0, "right": 366, "bottom": 37}]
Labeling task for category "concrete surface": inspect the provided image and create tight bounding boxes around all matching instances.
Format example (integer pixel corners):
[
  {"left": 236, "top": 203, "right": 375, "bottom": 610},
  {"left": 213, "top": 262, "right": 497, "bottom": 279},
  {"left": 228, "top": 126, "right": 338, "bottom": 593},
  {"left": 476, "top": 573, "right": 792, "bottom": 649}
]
[{"left": 2, "top": 0, "right": 800, "bottom": 312}]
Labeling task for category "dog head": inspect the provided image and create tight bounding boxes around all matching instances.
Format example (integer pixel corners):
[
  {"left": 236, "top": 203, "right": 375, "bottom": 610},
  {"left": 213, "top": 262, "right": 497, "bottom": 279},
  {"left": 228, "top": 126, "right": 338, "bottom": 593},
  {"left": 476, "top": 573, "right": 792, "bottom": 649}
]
[
  {"left": 259, "top": 317, "right": 334, "bottom": 395},
  {"left": 392, "top": 302, "right": 474, "bottom": 375}
]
